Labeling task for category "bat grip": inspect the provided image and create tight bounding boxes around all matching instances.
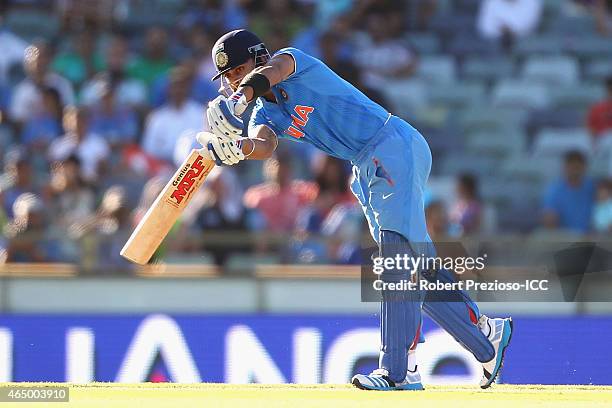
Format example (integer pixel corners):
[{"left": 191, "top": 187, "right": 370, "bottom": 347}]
[{"left": 207, "top": 142, "right": 223, "bottom": 166}]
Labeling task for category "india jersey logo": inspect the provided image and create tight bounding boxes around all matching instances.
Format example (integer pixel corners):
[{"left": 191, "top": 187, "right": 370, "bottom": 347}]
[{"left": 285, "top": 105, "right": 314, "bottom": 139}]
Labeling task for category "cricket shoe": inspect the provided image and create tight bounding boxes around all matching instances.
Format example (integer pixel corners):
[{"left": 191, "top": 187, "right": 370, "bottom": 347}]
[
  {"left": 478, "top": 315, "right": 513, "bottom": 389},
  {"left": 351, "top": 368, "right": 424, "bottom": 391}
]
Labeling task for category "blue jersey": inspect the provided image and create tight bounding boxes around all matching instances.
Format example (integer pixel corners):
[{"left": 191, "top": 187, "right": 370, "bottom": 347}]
[{"left": 248, "top": 47, "right": 390, "bottom": 161}]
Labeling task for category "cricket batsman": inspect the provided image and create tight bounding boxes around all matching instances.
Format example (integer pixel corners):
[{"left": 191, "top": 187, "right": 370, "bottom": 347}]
[{"left": 198, "top": 29, "right": 513, "bottom": 390}]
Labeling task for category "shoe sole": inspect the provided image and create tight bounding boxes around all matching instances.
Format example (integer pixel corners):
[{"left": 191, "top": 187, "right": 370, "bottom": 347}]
[
  {"left": 481, "top": 318, "right": 514, "bottom": 389},
  {"left": 352, "top": 377, "right": 424, "bottom": 391}
]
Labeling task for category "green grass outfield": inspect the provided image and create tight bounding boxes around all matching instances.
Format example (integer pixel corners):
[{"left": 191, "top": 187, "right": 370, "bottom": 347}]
[{"left": 1, "top": 383, "right": 612, "bottom": 408}]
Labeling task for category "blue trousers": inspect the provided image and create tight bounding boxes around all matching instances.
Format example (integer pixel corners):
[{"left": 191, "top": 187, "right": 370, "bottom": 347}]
[{"left": 351, "top": 116, "right": 494, "bottom": 381}]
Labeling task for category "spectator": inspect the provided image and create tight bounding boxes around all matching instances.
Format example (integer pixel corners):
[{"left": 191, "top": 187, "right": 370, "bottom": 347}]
[
  {"left": 318, "top": 30, "right": 356, "bottom": 81},
  {"left": 51, "top": 30, "right": 99, "bottom": 87},
  {"left": 244, "top": 154, "right": 318, "bottom": 232},
  {"left": 57, "top": 0, "right": 115, "bottom": 32},
  {"left": 71, "top": 185, "right": 133, "bottom": 270},
  {"left": 289, "top": 156, "right": 354, "bottom": 263},
  {"left": 298, "top": 156, "right": 353, "bottom": 232},
  {"left": 0, "top": 83, "right": 10, "bottom": 116},
  {"left": 249, "top": 0, "right": 306, "bottom": 43},
  {"left": 263, "top": 24, "right": 291, "bottom": 54},
  {"left": 194, "top": 167, "right": 248, "bottom": 266},
  {"left": 4, "top": 193, "right": 65, "bottom": 262},
  {"left": 542, "top": 150, "right": 595, "bottom": 233},
  {"left": 408, "top": 0, "right": 439, "bottom": 31},
  {"left": 0, "top": 149, "right": 40, "bottom": 218},
  {"left": 180, "top": 27, "right": 219, "bottom": 104},
  {"left": 353, "top": 9, "right": 417, "bottom": 90},
  {"left": 593, "top": 179, "right": 612, "bottom": 233},
  {"left": 150, "top": 58, "right": 217, "bottom": 108},
  {"left": 319, "top": 30, "right": 388, "bottom": 109},
  {"left": 9, "top": 41, "right": 75, "bottom": 125},
  {"left": 88, "top": 75, "right": 139, "bottom": 152},
  {"left": 426, "top": 200, "right": 450, "bottom": 241},
  {"left": 594, "top": 0, "right": 612, "bottom": 35},
  {"left": 321, "top": 204, "right": 363, "bottom": 264},
  {"left": 130, "top": 175, "right": 180, "bottom": 261},
  {"left": 20, "top": 87, "right": 64, "bottom": 150},
  {"left": 46, "top": 156, "right": 95, "bottom": 230},
  {"left": 179, "top": 0, "right": 247, "bottom": 34},
  {"left": 190, "top": 27, "right": 219, "bottom": 89},
  {"left": 449, "top": 174, "right": 482, "bottom": 236},
  {"left": 48, "top": 105, "right": 110, "bottom": 182},
  {"left": 128, "top": 27, "right": 174, "bottom": 87},
  {"left": 0, "top": 14, "right": 28, "bottom": 84},
  {"left": 0, "top": 191, "right": 7, "bottom": 233},
  {"left": 477, "top": 0, "right": 543, "bottom": 43},
  {"left": 80, "top": 35, "right": 147, "bottom": 109},
  {"left": 587, "top": 75, "right": 612, "bottom": 139},
  {"left": 312, "top": 0, "right": 353, "bottom": 31},
  {"left": 292, "top": 12, "right": 354, "bottom": 61},
  {"left": 141, "top": 67, "right": 204, "bottom": 164}
]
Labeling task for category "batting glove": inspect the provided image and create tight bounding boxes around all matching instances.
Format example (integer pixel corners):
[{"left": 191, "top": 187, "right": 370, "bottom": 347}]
[
  {"left": 196, "top": 131, "right": 245, "bottom": 166},
  {"left": 206, "top": 93, "right": 248, "bottom": 141}
]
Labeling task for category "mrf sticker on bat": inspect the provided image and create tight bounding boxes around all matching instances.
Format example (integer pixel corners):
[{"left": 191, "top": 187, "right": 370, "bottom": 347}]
[{"left": 167, "top": 154, "right": 209, "bottom": 207}]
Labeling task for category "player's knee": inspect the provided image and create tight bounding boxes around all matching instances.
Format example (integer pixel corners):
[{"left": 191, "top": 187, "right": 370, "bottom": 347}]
[{"left": 379, "top": 230, "right": 411, "bottom": 253}]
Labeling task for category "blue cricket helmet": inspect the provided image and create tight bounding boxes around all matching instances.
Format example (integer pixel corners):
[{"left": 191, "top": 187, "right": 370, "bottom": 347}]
[{"left": 211, "top": 29, "right": 270, "bottom": 81}]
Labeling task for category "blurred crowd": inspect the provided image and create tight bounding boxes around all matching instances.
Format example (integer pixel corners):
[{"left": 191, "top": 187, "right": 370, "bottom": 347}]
[{"left": 0, "top": 0, "right": 611, "bottom": 271}]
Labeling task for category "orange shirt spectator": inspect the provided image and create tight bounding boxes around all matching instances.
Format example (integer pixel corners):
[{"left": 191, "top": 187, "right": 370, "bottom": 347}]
[{"left": 244, "top": 156, "right": 317, "bottom": 232}]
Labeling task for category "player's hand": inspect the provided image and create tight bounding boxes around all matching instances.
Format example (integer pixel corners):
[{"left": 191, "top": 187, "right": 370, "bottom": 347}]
[
  {"left": 228, "top": 91, "right": 249, "bottom": 116},
  {"left": 196, "top": 131, "right": 245, "bottom": 166},
  {"left": 206, "top": 94, "right": 247, "bottom": 141}
]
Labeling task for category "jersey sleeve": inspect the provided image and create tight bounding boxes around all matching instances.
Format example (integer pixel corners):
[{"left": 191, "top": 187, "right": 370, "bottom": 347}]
[
  {"left": 273, "top": 47, "right": 319, "bottom": 79},
  {"left": 248, "top": 102, "right": 278, "bottom": 137}
]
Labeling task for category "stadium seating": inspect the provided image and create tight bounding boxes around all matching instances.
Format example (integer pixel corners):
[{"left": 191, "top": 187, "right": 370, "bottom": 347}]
[
  {"left": 380, "top": 79, "right": 427, "bottom": 119},
  {"left": 492, "top": 80, "right": 550, "bottom": 109},
  {"left": 4, "top": 9, "right": 60, "bottom": 41},
  {"left": 549, "top": 84, "right": 604, "bottom": 110},
  {"left": 406, "top": 33, "right": 441, "bottom": 55},
  {"left": 440, "top": 152, "right": 499, "bottom": 176},
  {"left": 501, "top": 154, "right": 558, "bottom": 182},
  {"left": 525, "top": 107, "right": 585, "bottom": 141},
  {"left": 464, "top": 130, "right": 527, "bottom": 159},
  {"left": 514, "top": 35, "right": 564, "bottom": 56},
  {"left": 585, "top": 59, "right": 612, "bottom": 81},
  {"left": 545, "top": 15, "right": 597, "bottom": 36},
  {"left": 461, "top": 57, "right": 515, "bottom": 83},
  {"left": 417, "top": 56, "right": 457, "bottom": 83},
  {"left": 426, "top": 81, "right": 486, "bottom": 109},
  {"left": 591, "top": 134, "right": 612, "bottom": 177},
  {"left": 458, "top": 107, "right": 527, "bottom": 135},
  {"left": 448, "top": 34, "right": 501, "bottom": 58},
  {"left": 427, "top": 13, "right": 475, "bottom": 38},
  {"left": 532, "top": 128, "right": 593, "bottom": 159},
  {"left": 522, "top": 55, "right": 579, "bottom": 85},
  {"left": 563, "top": 36, "right": 612, "bottom": 59},
  {"left": 1, "top": 0, "right": 610, "bottom": 257}
]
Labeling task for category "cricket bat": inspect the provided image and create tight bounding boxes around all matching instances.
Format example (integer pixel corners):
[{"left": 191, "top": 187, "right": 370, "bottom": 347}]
[{"left": 120, "top": 148, "right": 216, "bottom": 265}]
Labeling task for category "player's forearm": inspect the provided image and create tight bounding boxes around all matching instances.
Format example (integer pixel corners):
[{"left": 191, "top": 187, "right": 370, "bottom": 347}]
[
  {"left": 242, "top": 126, "right": 278, "bottom": 160},
  {"left": 237, "top": 54, "right": 295, "bottom": 102}
]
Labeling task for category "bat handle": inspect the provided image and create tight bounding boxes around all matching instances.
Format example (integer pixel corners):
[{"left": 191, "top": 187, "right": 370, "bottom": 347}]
[{"left": 207, "top": 143, "right": 223, "bottom": 166}]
